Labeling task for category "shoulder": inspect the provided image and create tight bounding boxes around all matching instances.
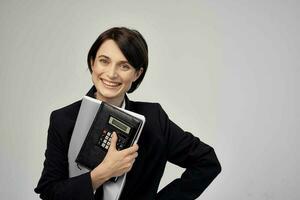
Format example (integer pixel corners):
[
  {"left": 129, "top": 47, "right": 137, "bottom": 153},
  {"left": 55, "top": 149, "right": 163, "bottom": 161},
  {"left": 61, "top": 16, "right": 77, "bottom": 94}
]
[
  {"left": 128, "top": 100, "right": 165, "bottom": 116},
  {"left": 45, "top": 99, "right": 83, "bottom": 152},
  {"left": 127, "top": 100, "right": 170, "bottom": 131},
  {"left": 51, "top": 100, "right": 81, "bottom": 119},
  {"left": 49, "top": 100, "right": 82, "bottom": 131}
]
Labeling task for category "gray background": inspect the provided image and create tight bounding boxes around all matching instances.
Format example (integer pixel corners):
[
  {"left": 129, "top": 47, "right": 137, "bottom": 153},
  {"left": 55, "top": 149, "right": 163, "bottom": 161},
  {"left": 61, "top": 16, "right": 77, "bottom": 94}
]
[{"left": 0, "top": 0, "right": 299, "bottom": 199}]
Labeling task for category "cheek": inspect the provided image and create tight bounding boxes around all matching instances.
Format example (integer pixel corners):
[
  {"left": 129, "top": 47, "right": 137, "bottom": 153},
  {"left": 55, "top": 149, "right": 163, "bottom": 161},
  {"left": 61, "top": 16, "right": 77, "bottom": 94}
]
[
  {"left": 91, "top": 65, "right": 104, "bottom": 77},
  {"left": 91, "top": 70, "right": 100, "bottom": 84},
  {"left": 91, "top": 72, "right": 96, "bottom": 84},
  {"left": 124, "top": 81, "right": 133, "bottom": 92},
  {"left": 91, "top": 70, "right": 97, "bottom": 79},
  {"left": 122, "top": 73, "right": 136, "bottom": 84},
  {"left": 122, "top": 75, "right": 137, "bottom": 90}
]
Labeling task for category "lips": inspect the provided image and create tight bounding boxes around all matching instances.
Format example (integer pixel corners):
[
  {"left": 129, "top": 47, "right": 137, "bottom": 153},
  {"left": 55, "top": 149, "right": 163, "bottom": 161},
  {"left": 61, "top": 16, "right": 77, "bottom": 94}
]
[{"left": 101, "top": 79, "right": 121, "bottom": 88}]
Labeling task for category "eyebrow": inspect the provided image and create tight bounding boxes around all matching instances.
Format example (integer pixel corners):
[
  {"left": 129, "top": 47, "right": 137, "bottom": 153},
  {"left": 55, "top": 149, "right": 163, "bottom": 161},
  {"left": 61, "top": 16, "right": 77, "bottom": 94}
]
[{"left": 97, "top": 55, "right": 110, "bottom": 59}]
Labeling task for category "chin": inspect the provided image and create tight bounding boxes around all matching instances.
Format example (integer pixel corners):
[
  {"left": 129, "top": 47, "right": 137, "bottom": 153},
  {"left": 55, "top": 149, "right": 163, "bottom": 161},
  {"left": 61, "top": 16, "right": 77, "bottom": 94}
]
[
  {"left": 103, "top": 93, "right": 119, "bottom": 99},
  {"left": 97, "top": 88, "right": 121, "bottom": 99}
]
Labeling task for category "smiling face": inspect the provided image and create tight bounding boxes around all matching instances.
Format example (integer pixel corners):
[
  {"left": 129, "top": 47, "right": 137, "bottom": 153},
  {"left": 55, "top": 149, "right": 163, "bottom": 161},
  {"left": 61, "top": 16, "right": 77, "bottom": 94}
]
[{"left": 91, "top": 39, "right": 143, "bottom": 106}]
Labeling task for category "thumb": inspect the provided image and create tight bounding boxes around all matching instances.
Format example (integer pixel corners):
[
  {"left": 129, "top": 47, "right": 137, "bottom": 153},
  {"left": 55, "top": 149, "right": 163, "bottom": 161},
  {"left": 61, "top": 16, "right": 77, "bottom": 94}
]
[{"left": 109, "top": 132, "right": 118, "bottom": 151}]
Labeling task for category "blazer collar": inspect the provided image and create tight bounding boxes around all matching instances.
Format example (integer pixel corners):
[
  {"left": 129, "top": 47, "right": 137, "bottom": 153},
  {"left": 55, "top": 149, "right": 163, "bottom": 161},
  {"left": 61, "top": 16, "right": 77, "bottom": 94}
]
[{"left": 85, "top": 85, "right": 134, "bottom": 111}]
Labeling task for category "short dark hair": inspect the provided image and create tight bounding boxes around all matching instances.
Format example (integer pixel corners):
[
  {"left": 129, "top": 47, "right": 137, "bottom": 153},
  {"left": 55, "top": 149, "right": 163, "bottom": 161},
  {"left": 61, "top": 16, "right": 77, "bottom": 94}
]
[{"left": 87, "top": 27, "right": 148, "bottom": 93}]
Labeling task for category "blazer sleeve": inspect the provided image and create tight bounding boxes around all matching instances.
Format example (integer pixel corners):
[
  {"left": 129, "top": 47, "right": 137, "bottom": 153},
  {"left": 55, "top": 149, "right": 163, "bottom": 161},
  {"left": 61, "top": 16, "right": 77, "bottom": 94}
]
[
  {"left": 156, "top": 104, "right": 221, "bottom": 200},
  {"left": 34, "top": 111, "right": 96, "bottom": 200}
]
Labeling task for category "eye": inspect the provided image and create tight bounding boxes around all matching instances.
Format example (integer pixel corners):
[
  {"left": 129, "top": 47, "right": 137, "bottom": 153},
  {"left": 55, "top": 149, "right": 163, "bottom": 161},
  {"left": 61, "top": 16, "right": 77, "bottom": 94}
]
[
  {"left": 99, "top": 59, "right": 109, "bottom": 65},
  {"left": 120, "top": 64, "right": 130, "bottom": 71}
]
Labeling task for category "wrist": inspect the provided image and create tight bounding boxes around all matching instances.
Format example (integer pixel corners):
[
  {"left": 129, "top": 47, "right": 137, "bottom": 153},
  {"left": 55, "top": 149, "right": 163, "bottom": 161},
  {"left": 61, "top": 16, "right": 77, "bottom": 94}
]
[{"left": 90, "top": 163, "right": 111, "bottom": 190}]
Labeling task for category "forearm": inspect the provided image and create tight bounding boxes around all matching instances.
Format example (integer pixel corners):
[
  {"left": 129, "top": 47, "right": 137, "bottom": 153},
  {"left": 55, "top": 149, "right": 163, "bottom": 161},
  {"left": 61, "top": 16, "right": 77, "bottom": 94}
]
[
  {"left": 157, "top": 148, "right": 221, "bottom": 200},
  {"left": 90, "top": 133, "right": 139, "bottom": 190},
  {"left": 35, "top": 172, "right": 95, "bottom": 200},
  {"left": 90, "top": 164, "right": 111, "bottom": 190}
]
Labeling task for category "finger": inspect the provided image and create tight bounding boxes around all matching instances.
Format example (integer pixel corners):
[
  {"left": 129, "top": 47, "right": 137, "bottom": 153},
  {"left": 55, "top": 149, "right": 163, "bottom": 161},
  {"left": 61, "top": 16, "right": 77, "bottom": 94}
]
[
  {"left": 109, "top": 132, "right": 118, "bottom": 150},
  {"left": 122, "top": 144, "right": 139, "bottom": 155},
  {"left": 124, "top": 152, "right": 138, "bottom": 162},
  {"left": 131, "top": 152, "right": 138, "bottom": 159}
]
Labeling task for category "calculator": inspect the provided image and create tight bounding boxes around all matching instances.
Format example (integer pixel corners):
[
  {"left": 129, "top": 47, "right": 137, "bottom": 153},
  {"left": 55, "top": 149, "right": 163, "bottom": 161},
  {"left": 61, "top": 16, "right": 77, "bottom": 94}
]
[
  {"left": 97, "top": 129, "right": 127, "bottom": 150},
  {"left": 75, "top": 101, "right": 144, "bottom": 171}
]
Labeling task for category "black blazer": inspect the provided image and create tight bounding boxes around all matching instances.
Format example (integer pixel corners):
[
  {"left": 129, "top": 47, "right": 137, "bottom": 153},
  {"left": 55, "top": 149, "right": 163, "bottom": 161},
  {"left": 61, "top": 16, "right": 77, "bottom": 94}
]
[{"left": 35, "top": 86, "right": 221, "bottom": 200}]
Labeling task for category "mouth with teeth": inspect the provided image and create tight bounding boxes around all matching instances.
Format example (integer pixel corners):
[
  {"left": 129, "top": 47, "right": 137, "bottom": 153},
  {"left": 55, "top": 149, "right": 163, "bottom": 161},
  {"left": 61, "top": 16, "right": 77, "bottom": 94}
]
[{"left": 101, "top": 78, "right": 121, "bottom": 89}]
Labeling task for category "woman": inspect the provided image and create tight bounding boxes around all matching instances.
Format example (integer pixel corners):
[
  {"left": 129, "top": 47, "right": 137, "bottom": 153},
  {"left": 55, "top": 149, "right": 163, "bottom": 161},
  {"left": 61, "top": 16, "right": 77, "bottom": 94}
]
[{"left": 35, "top": 27, "right": 221, "bottom": 200}]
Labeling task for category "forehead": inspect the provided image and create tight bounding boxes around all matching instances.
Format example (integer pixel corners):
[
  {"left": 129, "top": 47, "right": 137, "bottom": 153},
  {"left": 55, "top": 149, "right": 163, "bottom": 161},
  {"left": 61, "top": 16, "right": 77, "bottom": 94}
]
[{"left": 96, "top": 39, "right": 128, "bottom": 62}]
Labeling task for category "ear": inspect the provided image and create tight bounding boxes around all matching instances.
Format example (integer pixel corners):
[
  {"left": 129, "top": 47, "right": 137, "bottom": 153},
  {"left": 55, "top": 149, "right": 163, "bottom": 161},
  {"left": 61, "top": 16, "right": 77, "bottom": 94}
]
[{"left": 133, "top": 68, "right": 144, "bottom": 82}]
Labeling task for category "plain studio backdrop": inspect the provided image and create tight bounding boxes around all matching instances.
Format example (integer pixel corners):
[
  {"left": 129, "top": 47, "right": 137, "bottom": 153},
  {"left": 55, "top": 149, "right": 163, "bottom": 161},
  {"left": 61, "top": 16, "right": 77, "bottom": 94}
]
[{"left": 0, "top": 0, "right": 299, "bottom": 199}]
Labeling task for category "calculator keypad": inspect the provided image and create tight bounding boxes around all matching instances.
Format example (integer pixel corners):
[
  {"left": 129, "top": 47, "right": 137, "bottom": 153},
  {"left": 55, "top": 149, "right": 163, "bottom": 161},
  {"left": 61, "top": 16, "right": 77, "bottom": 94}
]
[{"left": 98, "top": 129, "right": 127, "bottom": 150}]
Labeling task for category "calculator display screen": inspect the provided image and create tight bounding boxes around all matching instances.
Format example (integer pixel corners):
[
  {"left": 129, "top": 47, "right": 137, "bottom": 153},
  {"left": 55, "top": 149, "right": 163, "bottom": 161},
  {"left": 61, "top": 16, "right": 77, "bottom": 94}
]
[{"left": 109, "top": 116, "right": 131, "bottom": 134}]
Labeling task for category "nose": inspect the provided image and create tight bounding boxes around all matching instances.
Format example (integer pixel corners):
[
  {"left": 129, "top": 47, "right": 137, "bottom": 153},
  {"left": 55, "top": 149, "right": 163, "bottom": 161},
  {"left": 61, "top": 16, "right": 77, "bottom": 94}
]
[{"left": 107, "top": 65, "right": 118, "bottom": 79}]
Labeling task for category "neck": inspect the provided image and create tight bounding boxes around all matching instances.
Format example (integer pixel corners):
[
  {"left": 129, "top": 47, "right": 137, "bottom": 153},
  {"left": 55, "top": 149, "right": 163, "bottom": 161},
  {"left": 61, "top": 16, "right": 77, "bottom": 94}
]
[{"left": 94, "top": 92, "right": 124, "bottom": 107}]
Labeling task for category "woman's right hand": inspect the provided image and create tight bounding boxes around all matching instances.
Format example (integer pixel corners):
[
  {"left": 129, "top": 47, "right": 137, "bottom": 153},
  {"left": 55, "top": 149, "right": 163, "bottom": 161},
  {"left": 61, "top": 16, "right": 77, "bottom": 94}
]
[{"left": 90, "top": 132, "right": 139, "bottom": 190}]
